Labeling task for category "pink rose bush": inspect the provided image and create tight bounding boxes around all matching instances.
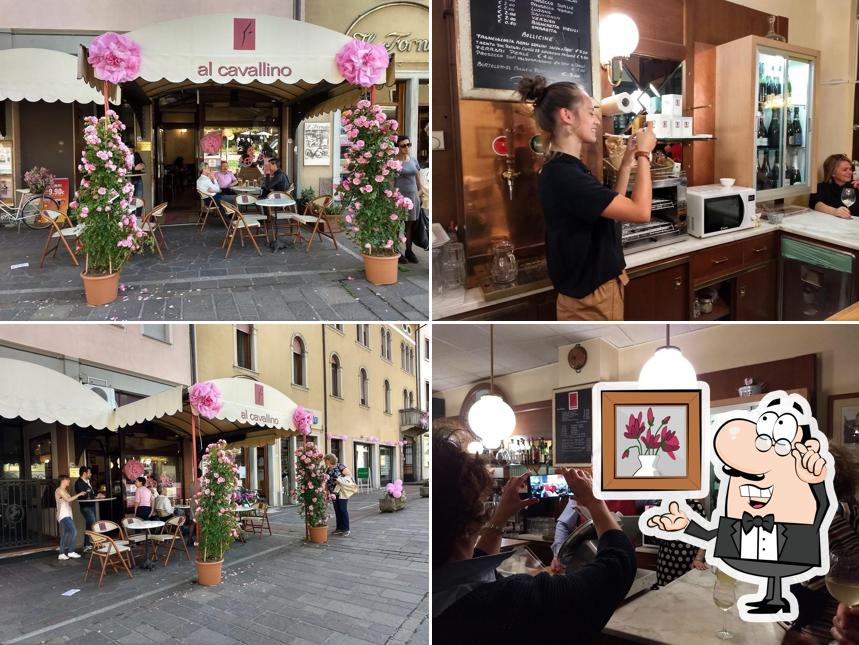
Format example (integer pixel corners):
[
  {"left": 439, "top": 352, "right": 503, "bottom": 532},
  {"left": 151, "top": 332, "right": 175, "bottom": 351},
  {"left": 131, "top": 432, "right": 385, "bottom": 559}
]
[
  {"left": 72, "top": 111, "right": 152, "bottom": 275},
  {"left": 195, "top": 439, "right": 241, "bottom": 563},
  {"left": 88, "top": 32, "right": 141, "bottom": 84},
  {"left": 295, "top": 442, "right": 333, "bottom": 529},
  {"left": 335, "top": 38, "right": 389, "bottom": 88},
  {"left": 190, "top": 381, "right": 224, "bottom": 420},
  {"left": 336, "top": 101, "right": 411, "bottom": 257}
]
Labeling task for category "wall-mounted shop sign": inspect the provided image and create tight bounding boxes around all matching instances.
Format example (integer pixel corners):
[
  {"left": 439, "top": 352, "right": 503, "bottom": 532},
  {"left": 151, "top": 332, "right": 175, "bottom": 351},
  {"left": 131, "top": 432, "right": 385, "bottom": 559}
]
[
  {"left": 456, "top": 0, "right": 600, "bottom": 101},
  {"left": 196, "top": 61, "right": 293, "bottom": 81},
  {"left": 346, "top": 1, "right": 430, "bottom": 64}
]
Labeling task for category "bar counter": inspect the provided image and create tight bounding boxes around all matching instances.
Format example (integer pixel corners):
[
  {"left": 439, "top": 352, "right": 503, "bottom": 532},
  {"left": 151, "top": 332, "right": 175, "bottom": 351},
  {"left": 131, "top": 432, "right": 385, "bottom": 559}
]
[{"left": 435, "top": 209, "right": 859, "bottom": 320}]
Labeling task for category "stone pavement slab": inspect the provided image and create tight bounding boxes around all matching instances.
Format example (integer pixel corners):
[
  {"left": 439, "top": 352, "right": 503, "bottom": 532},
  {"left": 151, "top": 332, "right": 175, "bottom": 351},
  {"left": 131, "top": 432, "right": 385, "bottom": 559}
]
[
  {"left": 0, "top": 224, "right": 429, "bottom": 321},
  {"left": 1, "top": 487, "right": 427, "bottom": 645}
]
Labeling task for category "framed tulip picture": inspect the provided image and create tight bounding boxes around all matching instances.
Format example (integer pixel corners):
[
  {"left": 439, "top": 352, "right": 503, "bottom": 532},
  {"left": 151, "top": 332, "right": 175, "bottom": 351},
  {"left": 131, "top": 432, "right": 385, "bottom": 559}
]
[{"left": 592, "top": 382, "right": 711, "bottom": 500}]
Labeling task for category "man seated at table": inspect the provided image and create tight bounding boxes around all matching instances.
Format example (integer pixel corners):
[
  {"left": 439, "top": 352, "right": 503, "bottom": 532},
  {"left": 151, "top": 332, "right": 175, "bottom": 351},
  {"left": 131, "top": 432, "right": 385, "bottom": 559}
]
[
  {"left": 154, "top": 485, "right": 175, "bottom": 518},
  {"left": 259, "top": 158, "right": 290, "bottom": 199},
  {"left": 214, "top": 160, "right": 239, "bottom": 196},
  {"left": 196, "top": 162, "right": 235, "bottom": 216}
]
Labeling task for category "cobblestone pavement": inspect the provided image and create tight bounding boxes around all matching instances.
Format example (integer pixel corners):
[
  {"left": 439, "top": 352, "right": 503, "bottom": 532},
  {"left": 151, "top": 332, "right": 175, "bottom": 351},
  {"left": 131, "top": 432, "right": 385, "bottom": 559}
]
[
  {"left": 0, "top": 224, "right": 428, "bottom": 321},
  {"left": 0, "top": 487, "right": 428, "bottom": 644}
]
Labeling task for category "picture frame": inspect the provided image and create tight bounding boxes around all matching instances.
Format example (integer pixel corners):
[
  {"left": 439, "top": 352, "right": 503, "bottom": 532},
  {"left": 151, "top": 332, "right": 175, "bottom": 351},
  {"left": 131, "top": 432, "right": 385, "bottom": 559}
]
[
  {"left": 303, "top": 122, "right": 330, "bottom": 166},
  {"left": 830, "top": 392, "right": 859, "bottom": 446},
  {"left": 592, "top": 382, "right": 710, "bottom": 500}
]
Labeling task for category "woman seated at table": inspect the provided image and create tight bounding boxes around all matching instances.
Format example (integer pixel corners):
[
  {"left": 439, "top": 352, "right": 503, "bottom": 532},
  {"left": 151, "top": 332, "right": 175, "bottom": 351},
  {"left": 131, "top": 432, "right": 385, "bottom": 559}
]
[
  {"left": 433, "top": 439, "right": 636, "bottom": 640},
  {"left": 810, "top": 154, "right": 859, "bottom": 219},
  {"left": 133, "top": 476, "right": 154, "bottom": 520}
]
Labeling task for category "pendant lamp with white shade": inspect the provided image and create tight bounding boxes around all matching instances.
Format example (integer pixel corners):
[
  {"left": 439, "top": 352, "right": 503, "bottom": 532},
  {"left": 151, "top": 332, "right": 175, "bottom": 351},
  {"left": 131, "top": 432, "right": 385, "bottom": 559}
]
[
  {"left": 638, "top": 325, "right": 697, "bottom": 387},
  {"left": 467, "top": 325, "right": 516, "bottom": 449}
]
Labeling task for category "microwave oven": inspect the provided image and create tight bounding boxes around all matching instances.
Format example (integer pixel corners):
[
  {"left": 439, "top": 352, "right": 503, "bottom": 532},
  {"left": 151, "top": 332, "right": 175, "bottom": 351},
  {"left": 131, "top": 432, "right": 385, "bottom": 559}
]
[{"left": 686, "top": 184, "right": 756, "bottom": 238}]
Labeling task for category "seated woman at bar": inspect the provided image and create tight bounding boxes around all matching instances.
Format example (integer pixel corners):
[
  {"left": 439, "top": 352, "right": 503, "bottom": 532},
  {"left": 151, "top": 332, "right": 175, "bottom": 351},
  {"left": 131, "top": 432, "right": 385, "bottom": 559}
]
[
  {"left": 810, "top": 154, "right": 859, "bottom": 219},
  {"left": 433, "top": 439, "right": 636, "bottom": 640},
  {"left": 518, "top": 75, "right": 656, "bottom": 321}
]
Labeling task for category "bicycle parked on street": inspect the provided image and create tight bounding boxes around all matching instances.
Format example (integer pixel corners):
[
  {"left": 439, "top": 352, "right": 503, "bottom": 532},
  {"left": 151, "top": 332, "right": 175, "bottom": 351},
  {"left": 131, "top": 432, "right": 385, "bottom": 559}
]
[{"left": 0, "top": 189, "right": 60, "bottom": 231}]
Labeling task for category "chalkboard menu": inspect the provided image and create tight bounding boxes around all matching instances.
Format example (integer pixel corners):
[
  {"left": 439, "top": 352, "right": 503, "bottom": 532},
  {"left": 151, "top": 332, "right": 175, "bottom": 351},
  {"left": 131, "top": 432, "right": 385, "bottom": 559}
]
[
  {"left": 459, "top": 0, "right": 595, "bottom": 100},
  {"left": 553, "top": 385, "right": 593, "bottom": 465}
]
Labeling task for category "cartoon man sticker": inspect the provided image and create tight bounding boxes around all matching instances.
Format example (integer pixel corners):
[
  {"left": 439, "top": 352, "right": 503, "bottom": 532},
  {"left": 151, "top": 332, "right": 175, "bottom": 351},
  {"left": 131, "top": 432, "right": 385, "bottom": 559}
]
[{"left": 641, "top": 391, "right": 837, "bottom": 622}]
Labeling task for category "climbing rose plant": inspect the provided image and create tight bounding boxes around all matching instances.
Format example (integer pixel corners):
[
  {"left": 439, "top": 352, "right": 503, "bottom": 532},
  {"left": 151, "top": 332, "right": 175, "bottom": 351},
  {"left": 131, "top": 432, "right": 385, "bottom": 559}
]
[
  {"left": 335, "top": 100, "right": 412, "bottom": 257},
  {"left": 295, "top": 442, "right": 334, "bottom": 528},
  {"left": 194, "top": 440, "right": 240, "bottom": 562}
]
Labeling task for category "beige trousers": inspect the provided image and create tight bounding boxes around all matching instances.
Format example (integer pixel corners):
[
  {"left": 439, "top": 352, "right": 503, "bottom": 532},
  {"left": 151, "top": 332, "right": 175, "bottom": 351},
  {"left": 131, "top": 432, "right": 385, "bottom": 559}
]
[{"left": 556, "top": 271, "right": 629, "bottom": 321}]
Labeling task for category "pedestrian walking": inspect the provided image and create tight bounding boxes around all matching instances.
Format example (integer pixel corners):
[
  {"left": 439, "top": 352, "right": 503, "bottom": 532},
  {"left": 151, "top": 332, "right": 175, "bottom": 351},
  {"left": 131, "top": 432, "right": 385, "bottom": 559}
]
[
  {"left": 55, "top": 475, "right": 85, "bottom": 560},
  {"left": 325, "top": 454, "right": 352, "bottom": 537}
]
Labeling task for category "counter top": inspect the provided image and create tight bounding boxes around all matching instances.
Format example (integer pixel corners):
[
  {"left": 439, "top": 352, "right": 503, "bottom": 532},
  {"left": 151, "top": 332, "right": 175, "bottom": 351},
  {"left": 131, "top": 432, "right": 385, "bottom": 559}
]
[
  {"left": 434, "top": 208, "right": 859, "bottom": 319},
  {"left": 828, "top": 300, "right": 859, "bottom": 320},
  {"left": 604, "top": 568, "right": 786, "bottom": 645}
]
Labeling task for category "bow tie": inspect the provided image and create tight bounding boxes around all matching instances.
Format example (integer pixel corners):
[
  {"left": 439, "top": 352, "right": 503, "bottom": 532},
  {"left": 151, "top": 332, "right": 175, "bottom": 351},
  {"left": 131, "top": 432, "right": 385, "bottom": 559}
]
[{"left": 741, "top": 512, "right": 775, "bottom": 534}]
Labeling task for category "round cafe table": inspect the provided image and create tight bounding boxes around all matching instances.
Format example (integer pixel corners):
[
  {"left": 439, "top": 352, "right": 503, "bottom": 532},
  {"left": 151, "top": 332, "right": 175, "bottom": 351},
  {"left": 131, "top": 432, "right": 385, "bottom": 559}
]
[
  {"left": 79, "top": 496, "right": 116, "bottom": 524},
  {"left": 232, "top": 186, "right": 261, "bottom": 194},
  {"left": 255, "top": 197, "right": 297, "bottom": 251},
  {"left": 126, "top": 519, "right": 165, "bottom": 570}
]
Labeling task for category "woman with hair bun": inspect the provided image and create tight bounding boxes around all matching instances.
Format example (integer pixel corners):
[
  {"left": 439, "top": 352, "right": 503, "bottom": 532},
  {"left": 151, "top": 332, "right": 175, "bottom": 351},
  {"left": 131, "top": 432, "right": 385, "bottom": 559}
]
[{"left": 518, "top": 75, "right": 656, "bottom": 320}]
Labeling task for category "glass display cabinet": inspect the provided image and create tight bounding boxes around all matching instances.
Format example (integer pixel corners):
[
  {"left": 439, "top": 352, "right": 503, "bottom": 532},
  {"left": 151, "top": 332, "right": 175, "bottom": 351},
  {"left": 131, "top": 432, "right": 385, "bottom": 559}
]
[{"left": 715, "top": 36, "right": 818, "bottom": 201}]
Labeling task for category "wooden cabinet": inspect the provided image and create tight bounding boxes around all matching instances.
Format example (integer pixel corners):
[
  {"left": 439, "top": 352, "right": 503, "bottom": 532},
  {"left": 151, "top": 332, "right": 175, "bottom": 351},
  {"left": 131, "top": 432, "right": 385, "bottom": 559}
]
[
  {"left": 626, "top": 261, "right": 689, "bottom": 321},
  {"left": 690, "top": 241, "right": 744, "bottom": 285},
  {"left": 736, "top": 260, "right": 779, "bottom": 320},
  {"left": 742, "top": 232, "right": 778, "bottom": 264}
]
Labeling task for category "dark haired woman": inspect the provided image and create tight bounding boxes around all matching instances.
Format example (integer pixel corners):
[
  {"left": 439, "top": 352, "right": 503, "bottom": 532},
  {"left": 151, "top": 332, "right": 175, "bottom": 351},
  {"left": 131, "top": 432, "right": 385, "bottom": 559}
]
[
  {"left": 810, "top": 154, "right": 859, "bottom": 219},
  {"left": 518, "top": 75, "right": 657, "bottom": 320},
  {"left": 133, "top": 476, "right": 153, "bottom": 520},
  {"left": 433, "top": 439, "right": 636, "bottom": 640}
]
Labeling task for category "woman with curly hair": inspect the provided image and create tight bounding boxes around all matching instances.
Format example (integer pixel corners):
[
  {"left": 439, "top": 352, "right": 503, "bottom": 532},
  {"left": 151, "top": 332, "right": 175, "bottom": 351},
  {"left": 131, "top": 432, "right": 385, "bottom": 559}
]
[{"left": 433, "top": 438, "right": 636, "bottom": 640}]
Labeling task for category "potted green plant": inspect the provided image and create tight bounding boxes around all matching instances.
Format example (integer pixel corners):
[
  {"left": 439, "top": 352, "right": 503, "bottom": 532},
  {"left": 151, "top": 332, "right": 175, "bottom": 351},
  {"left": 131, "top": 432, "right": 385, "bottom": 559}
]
[
  {"left": 298, "top": 186, "right": 316, "bottom": 212},
  {"left": 70, "top": 112, "right": 151, "bottom": 305},
  {"left": 336, "top": 101, "right": 411, "bottom": 285},
  {"left": 379, "top": 479, "right": 407, "bottom": 512},
  {"left": 194, "top": 439, "right": 240, "bottom": 585},
  {"left": 295, "top": 440, "right": 332, "bottom": 543},
  {"left": 324, "top": 200, "right": 343, "bottom": 232},
  {"left": 419, "top": 480, "right": 429, "bottom": 498}
]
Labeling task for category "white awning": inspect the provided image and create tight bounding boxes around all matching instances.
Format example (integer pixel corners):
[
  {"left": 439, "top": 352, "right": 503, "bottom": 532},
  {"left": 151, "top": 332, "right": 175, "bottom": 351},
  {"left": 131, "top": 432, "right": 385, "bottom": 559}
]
[
  {"left": 112, "top": 377, "right": 299, "bottom": 437},
  {"left": 0, "top": 357, "right": 114, "bottom": 429},
  {"left": 0, "top": 48, "right": 118, "bottom": 104}
]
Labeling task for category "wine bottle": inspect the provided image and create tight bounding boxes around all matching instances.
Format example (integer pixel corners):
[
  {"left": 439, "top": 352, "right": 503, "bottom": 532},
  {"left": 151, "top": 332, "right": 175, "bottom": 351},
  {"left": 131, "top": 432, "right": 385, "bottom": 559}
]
[
  {"left": 792, "top": 107, "right": 803, "bottom": 147},
  {"left": 761, "top": 151, "right": 771, "bottom": 189},
  {"left": 767, "top": 109, "right": 781, "bottom": 148},
  {"left": 769, "top": 151, "right": 781, "bottom": 188},
  {"left": 786, "top": 113, "right": 795, "bottom": 146},
  {"left": 757, "top": 107, "right": 767, "bottom": 146},
  {"left": 757, "top": 151, "right": 767, "bottom": 190},
  {"left": 758, "top": 62, "right": 767, "bottom": 103}
]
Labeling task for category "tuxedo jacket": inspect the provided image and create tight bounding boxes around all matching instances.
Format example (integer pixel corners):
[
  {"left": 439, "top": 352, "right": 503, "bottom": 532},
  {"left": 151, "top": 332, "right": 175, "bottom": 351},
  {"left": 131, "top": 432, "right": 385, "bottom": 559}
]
[{"left": 684, "top": 482, "right": 829, "bottom": 567}]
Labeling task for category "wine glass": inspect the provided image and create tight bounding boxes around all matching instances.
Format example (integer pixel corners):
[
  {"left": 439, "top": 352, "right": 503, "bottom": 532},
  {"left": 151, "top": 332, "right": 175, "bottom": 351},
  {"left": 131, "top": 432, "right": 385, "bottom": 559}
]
[
  {"left": 713, "top": 567, "right": 736, "bottom": 640},
  {"left": 827, "top": 550, "right": 859, "bottom": 607},
  {"left": 841, "top": 187, "right": 856, "bottom": 211}
]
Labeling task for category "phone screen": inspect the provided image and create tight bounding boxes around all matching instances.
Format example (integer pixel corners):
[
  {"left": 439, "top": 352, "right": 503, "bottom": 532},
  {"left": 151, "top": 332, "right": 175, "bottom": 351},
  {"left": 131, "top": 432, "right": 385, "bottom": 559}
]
[{"left": 529, "top": 474, "right": 571, "bottom": 498}]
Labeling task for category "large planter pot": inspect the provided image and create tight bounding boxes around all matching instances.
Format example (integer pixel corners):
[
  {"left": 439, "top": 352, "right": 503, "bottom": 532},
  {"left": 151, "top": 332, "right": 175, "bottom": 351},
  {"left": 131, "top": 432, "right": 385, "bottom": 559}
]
[
  {"left": 419, "top": 486, "right": 430, "bottom": 498},
  {"left": 81, "top": 271, "right": 120, "bottom": 306},
  {"left": 362, "top": 253, "right": 399, "bottom": 285},
  {"left": 379, "top": 496, "right": 407, "bottom": 512},
  {"left": 195, "top": 559, "right": 224, "bottom": 586},
  {"left": 308, "top": 525, "right": 328, "bottom": 544}
]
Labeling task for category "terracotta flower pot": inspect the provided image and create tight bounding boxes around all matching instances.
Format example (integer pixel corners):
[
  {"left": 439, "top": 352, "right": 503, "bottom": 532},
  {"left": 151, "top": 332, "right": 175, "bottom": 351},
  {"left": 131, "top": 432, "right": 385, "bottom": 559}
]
[
  {"left": 308, "top": 525, "right": 328, "bottom": 544},
  {"left": 80, "top": 271, "right": 120, "bottom": 306},
  {"left": 362, "top": 253, "right": 399, "bottom": 285},
  {"left": 195, "top": 559, "right": 223, "bottom": 586}
]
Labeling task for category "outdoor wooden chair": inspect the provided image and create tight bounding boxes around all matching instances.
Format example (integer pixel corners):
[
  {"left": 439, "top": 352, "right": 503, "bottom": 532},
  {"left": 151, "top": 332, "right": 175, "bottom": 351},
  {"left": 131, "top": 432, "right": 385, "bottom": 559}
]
[
  {"left": 266, "top": 191, "right": 300, "bottom": 241},
  {"left": 84, "top": 531, "right": 134, "bottom": 588},
  {"left": 198, "top": 190, "right": 227, "bottom": 231},
  {"left": 148, "top": 515, "right": 191, "bottom": 566},
  {"left": 141, "top": 202, "right": 168, "bottom": 260},
  {"left": 241, "top": 502, "right": 272, "bottom": 537},
  {"left": 132, "top": 197, "right": 144, "bottom": 213},
  {"left": 234, "top": 194, "right": 269, "bottom": 242},
  {"left": 91, "top": 520, "right": 134, "bottom": 566},
  {"left": 295, "top": 195, "right": 338, "bottom": 252},
  {"left": 222, "top": 202, "right": 262, "bottom": 258},
  {"left": 39, "top": 209, "right": 83, "bottom": 268}
]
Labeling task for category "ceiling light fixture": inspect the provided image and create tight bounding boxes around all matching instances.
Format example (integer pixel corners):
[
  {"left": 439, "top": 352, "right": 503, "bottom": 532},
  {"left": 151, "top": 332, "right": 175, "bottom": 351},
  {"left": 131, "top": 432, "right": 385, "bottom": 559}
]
[
  {"left": 467, "top": 325, "right": 516, "bottom": 450},
  {"left": 639, "top": 324, "right": 697, "bottom": 387}
]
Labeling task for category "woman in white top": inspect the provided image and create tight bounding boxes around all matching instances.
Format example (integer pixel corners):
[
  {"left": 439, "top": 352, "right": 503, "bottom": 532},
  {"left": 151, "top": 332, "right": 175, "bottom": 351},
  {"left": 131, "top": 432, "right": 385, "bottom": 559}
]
[{"left": 55, "top": 474, "right": 85, "bottom": 560}]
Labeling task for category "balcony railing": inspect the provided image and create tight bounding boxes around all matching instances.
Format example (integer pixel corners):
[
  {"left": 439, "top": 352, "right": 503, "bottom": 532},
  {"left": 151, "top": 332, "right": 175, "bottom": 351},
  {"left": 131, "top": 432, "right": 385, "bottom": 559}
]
[{"left": 399, "top": 408, "right": 424, "bottom": 431}]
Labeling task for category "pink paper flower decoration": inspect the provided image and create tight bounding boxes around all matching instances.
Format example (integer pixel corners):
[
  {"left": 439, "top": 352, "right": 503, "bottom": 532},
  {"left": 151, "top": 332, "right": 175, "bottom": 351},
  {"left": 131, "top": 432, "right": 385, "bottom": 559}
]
[
  {"left": 336, "top": 39, "right": 390, "bottom": 88},
  {"left": 88, "top": 32, "right": 141, "bottom": 84},
  {"left": 122, "top": 459, "right": 144, "bottom": 481},
  {"left": 190, "top": 381, "right": 223, "bottom": 420},
  {"left": 200, "top": 131, "right": 223, "bottom": 155},
  {"left": 293, "top": 406, "right": 313, "bottom": 436}
]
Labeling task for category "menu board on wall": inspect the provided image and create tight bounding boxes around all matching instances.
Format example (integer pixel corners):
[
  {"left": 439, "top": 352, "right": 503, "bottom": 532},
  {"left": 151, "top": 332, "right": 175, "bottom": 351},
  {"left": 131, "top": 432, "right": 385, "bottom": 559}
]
[
  {"left": 553, "top": 385, "right": 593, "bottom": 466},
  {"left": 457, "top": 0, "right": 598, "bottom": 101}
]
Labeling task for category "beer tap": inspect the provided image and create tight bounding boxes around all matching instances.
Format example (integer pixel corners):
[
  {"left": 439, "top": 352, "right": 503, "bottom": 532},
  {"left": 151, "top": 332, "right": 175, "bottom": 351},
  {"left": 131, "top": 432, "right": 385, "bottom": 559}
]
[{"left": 501, "top": 157, "right": 519, "bottom": 201}]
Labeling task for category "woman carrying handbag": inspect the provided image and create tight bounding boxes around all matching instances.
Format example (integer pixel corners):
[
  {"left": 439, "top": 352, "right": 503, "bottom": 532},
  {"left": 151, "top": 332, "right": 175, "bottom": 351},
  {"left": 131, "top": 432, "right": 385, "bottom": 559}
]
[{"left": 325, "top": 454, "right": 356, "bottom": 537}]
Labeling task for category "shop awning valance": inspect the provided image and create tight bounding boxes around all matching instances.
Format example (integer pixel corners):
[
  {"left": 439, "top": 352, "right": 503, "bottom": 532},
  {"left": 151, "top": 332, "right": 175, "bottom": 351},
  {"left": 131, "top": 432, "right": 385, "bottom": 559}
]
[
  {"left": 0, "top": 48, "right": 119, "bottom": 104},
  {"left": 0, "top": 357, "right": 115, "bottom": 429},
  {"left": 112, "top": 377, "right": 299, "bottom": 439}
]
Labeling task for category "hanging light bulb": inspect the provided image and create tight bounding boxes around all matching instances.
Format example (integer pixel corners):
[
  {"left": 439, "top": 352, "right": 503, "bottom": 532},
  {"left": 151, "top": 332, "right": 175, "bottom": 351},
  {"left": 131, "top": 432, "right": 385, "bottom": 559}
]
[
  {"left": 466, "top": 440, "right": 485, "bottom": 455},
  {"left": 467, "top": 325, "right": 516, "bottom": 447},
  {"left": 639, "top": 325, "right": 697, "bottom": 386}
]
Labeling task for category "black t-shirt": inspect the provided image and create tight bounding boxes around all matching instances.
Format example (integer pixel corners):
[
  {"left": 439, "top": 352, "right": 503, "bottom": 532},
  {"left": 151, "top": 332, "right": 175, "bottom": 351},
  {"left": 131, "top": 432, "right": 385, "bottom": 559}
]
[
  {"left": 809, "top": 180, "right": 858, "bottom": 217},
  {"left": 74, "top": 478, "right": 94, "bottom": 500},
  {"left": 539, "top": 153, "right": 623, "bottom": 298}
]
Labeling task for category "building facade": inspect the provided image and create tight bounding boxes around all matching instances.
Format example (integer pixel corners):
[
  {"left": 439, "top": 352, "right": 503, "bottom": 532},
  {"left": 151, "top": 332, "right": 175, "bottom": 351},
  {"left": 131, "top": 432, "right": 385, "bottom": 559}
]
[{"left": 192, "top": 324, "right": 423, "bottom": 506}]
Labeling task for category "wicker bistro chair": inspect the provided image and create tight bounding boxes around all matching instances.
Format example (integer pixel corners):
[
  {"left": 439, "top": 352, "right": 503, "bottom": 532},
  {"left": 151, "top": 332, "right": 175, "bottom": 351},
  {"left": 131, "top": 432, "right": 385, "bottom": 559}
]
[
  {"left": 141, "top": 202, "right": 168, "bottom": 260},
  {"left": 198, "top": 190, "right": 227, "bottom": 231},
  {"left": 242, "top": 502, "right": 272, "bottom": 537},
  {"left": 147, "top": 515, "right": 191, "bottom": 566},
  {"left": 84, "top": 531, "right": 134, "bottom": 587},
  {"left": 91, "top": 520, "right": 133, "bottom": 566},
  {"left": 222, "top": 202, "right": 263, "bottom": 258},
  {"left": 121, "top": 515, "right": 148, "bottom": 558},
  {"left": 294, "top": 195, "right": 337, "bottom": 252},
  {"left": 39, "top": 209, "right": 83, "bottom": 268}
]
